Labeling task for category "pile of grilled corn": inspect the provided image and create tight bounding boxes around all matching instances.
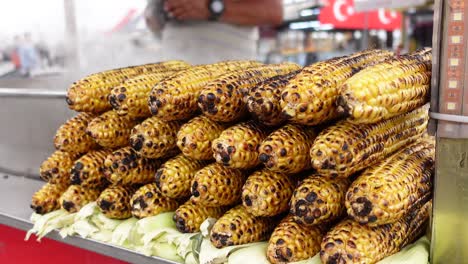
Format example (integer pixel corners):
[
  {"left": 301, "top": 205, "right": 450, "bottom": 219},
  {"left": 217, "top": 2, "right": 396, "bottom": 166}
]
[{"left": 32, "top": 48, "right": 434, "bottom": 264}]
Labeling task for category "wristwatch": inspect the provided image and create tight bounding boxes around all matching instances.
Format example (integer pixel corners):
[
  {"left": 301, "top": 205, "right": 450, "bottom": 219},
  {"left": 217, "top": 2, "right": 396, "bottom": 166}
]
[{"left": 208, "top": 0, "right": 225, "bottom": 21}]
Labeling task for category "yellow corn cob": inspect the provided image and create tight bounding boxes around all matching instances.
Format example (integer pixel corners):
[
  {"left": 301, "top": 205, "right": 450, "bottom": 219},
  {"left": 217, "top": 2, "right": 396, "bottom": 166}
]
[
  {"left": 338, "top": 52, "right": 431, "bottom": 124},
  {"left": 176, "top": 115, "right": 227, "bottom": 160},
  {"left": 409, "top": 47, "right": 432, "bottom": 62},
  {"left": 130, "top": 183, "right": 180, "bottom": 219},
  {"left": 199, "top": 63, "right": 301, "bottom": 123},
  {"left": 149, "top": 60, "right": 262, "bottom": 121},
  {"left": 259, "top": 124, "right": 316, "bottom": 174},
  {"left": 97, "top": 185, "right": 137, "bottom": 219},
  {"left": 86, "top": 110, "right": 138, "bottom": 148},
  {"left": 246, "top": 71, "right": 300, "bottom": 126},
  {"left": 281, "top": 49, "right": 393, "bottom": 125},
  {"left": 290, "top": 175, "right": 350, "bottom": 226},
  {"left": 190, "top": 163, "right": 245, "bottom": 206},
  {"left": 320, "top": 201, "right": 431, "bottom": 264},
  {"left": 242, "top": 168, "right": 295, "bottom": 217},
  {"left": 174, "top": 200, "right": 229, "bottom": 233},
  {"left": 346, "top": 138, "right": 434, "bottom": 225},
  {"left": 129, "top": 116, "right": 183, "bottom": 158},
  {"left": 210, "top": 205, "right": 279, "bottom": 248},
  {"left": 40, "top": 150, "right": 81, "bottom": 186},
  {"left": 70, "top": 149, "right": 113, "bottom": 189},
  {"left": 60, "top": 185, "right": 101, "bottom": 213},
  {"left": 155, "top": 154, "right": 209, "bottom": 199},
  {"left": 310, "top": 105, "right": 429, "bottom": 178},
  {"left": 212, "top": 120, "right": 270, "bottom": 169},
  {"left": 54, "top": 112, "right": 98, "bottom": 154},
  {"left": 31, "top": 183, "right": 67, "bottom": 214},
  {"left": 66, "top": 60, "right": 190, "bottom": 114},
  {"left": 267, "top": 215, "right": 327, "bottom": 263}
]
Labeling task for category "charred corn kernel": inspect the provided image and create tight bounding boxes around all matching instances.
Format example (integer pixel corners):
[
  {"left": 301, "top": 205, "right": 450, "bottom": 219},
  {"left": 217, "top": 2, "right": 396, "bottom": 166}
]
[
  {"left": 246, "top": 71, "right": 300, "bottom": 126},
  {"left": 109, "top": 71, "right": 181, "bottom": 118},
  {"left": 103, "top": 146, "right": 162, "bottom": 186},
  {"left": 190, "top": 163, "right": 245, "bottom": 206},
  {"left": 130, "top": 183, "right": 180, "bottom": 219},
  {"left": 310, "top": 105, "right": 429, "bottom": 178},
  {"left": 242, "top": 168, "right": 295, "bottom": 217},
  {"left": 174, "top": 200, "right": 229, "bottom": 233},
  {"left": 97, "top": 185, "right": 137, "bottom": 219},
  {"left": 199, "top": 63, "right": 301, "bottom": 122},
  {"left": 409, "top": 47, "right": 432, "bottom": 62},
  {"left": 259, "top": 124, "right": 316, "bottom": 174},
  {"left": 176, "top": 115, "right": 227, "bottom": 160},
  {"left": 87, "top": 110, "right": 138, "bottom": 148},
  {"left": 149, "top": 60, "right": 262, "bottom": 121},
  {"left": 320, "top": 201, "right": 431, "bottom": 264},
  {"left": 281, "top": 49, "right": 393, "bottom": 125},
  {"left": 31, "top": 183, "right": 67, "bottom": 214},
  {"left": 346, "top": 138, "right": 434, "bottom": 226},
  {"left": 40, "top": 150, "right": 81, "bottom": 186},
  {"left": 54, "top": 112, "right": 98, "bottom": 154},
  {"left": 267, "top": 215, "right": 327, "bottom": 263},
  {"left": 66, "top": 60, "right": 190, "bottom": 114},
  {"left": 290, "top": 175, "right": 350, "bottom": 226},
  {"left": 338, "top": 53, "right": 431, "bottom": 124},
  {"left": 60, "top": 185, "right": 101, "bottom": 213},
  {"left": 212, "top": 120, "right": 270, "bottom": 169},
  {"left": 129, "top": 116, "right": 183, "bottom": 158},
  {"left": 210, "top": 205, "right": 279, "bottom": 248},
  {"left": 70, "top": 149, "right": 113, "bottom": 189},
  {"left": 155, "top": 154, "right": 209, "bottom": 199}
]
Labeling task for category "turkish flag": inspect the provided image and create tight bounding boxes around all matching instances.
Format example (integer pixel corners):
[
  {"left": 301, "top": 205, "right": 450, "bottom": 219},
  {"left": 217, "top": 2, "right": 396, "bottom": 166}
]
[{"left": 319, "top": 0, "right": 402, "bottom": 30}]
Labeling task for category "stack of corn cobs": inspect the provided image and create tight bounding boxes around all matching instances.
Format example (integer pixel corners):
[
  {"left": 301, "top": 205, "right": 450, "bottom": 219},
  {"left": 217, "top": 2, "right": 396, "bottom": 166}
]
[{"left": 32, "top": 47, "right": 434, "bottom": 264}]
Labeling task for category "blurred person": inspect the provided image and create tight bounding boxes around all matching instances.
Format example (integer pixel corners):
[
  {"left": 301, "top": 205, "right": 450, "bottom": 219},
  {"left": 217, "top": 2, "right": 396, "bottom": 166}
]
[
  {"left": 17, "top": 33, "right": 39, "bottom": 77},
  {"left": 145, "top": 0, "right": 283, "bottom": 64}
]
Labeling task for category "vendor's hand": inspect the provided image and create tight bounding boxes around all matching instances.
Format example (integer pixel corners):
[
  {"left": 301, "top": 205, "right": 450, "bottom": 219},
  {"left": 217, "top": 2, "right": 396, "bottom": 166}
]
[{"left": 164, "top": 0, "right": 210, "bottom": 21}]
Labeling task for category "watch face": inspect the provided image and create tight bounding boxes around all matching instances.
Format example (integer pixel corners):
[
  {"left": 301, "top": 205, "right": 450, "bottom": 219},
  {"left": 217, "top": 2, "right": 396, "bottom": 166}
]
[{"left": 211, "top": 0, "right": 224, "bottom": 13}]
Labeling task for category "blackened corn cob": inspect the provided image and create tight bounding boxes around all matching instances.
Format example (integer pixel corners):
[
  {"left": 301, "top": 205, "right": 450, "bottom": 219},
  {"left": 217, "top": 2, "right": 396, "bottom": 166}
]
[
  {"left": 155, "top": 154, "right": 209, "bottom": 199},
  {"left": 310, "top": 105, "right": 429, "bottom": 178},
  {"left": 70, "top": 149, "right": 113, "bottom": 189},
  {"left": 210, "top": 205, "right": 279, "bottom": 248},
  {"left": 66, "top": 60, "right": 190, "bottom": 114},
  {"left": 54, "top": 112, "right": 97, "bottom": 154},
  {"left": 191, "top": 163, "right": 245, "bottom": 206},
  {"left": 320, "top": 201, "right": 431, "bottom": 264},
  {"left": 31, "top": 183, "right": 67, "bottom": 214},
  {"left": 176, "top": 115, "right": 227, "bottom": 160},
  {"left": 212, "top": 120, "right": 270, "bottom": 169},
  {"left": 198, "top": 63, "right": 301, "bottom": 123},
  {"left": 267, "top": 215, "right": 327, "bottom": 263},
  {"left": 130, "top": 116, "right": 183, "bottom": 159},
  {"left": 97, "top": 185, "right": 138, "bottom": 219},
  {"left": 130, "top": 183, "right": 180, "bottom": 219},
  {"left": 346, "top": 138, "right": 434, "bottom": 226},
  {"left": 259, "top": 124, "right": 316, "bottom": 174},
  {"left": 290, "top": 175, "right": 350, "bottom": 226},
  {"left": 149, "top": 60, "right": 262, "bottom": 121},
  {"left": 174, "top": 200, "right": 229, "bottom": 233},
  {"left": 242, "top": 169, "right": 295, "bottom": 217},
  {"left": 40, "top": 150, "right": 81, "bottom": 186},
  {"left": 60, "top": 185, "right": 101, "bottom": 213}
]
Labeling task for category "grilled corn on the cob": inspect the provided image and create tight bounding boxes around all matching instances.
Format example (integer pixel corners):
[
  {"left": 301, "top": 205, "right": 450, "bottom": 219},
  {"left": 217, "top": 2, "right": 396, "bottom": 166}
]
[
  {"left": 60, "top": 185, "right": 101, "bottom": 213},
  {"left": 281, "top": 49, "right": 393, "bottom": 125},
  {"left": 54, "top": 112, "right": 97, "bottom": 154},
  {"left": 199, "top": 63, "right": 301, "bottom": 122},
  {"left": 259, "top": 124, "right": 316, "bottom": 174},
  {"left": 70, "top": 149, "right": 113, "bottom": 189},
  {"left": 97, "top": 185, "right": 137, "bottom": 219},
  {"left": 130, "top": 183, "right": 180, "bottom": 219},
  {"left": 130, "top": 116, "right": 183, "bottom": 158},
  {"left": 310, "top": 105, "right": 429, "bottom": 178},
  {"left": 31, "top": 183, "right": 67, "bottom": 214},
  {"left": 155, "top": 154, "right": 209, "bottom": 199},
  {"left": 174, "top": 200, "right": 229, "bottom": 233},
  {"left": 87, "top": 110, "right": 139, "bottom": 148},
  {"left": 149, "top": 60, "right": 261, "bottom": 121},
  {"left": 346, "top": 138, "right": 434, "bottom": 225},
  {"left": 176, "top": 115, "right": 227, "bottom": 160},
  {"left": 191, "top": 163, "right": 245, "bottom": 206},
  {"left": 212, "top": 121, "right": 270, "bottom": 169},
  {"left": 40, "top": 150, "right": 81, "bottom": 186}
]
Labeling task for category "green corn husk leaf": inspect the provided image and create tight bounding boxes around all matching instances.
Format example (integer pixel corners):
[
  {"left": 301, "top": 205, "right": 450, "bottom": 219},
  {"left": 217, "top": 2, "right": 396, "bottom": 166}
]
[
  {"left": 111, "top": 217, "right": 138, "bottom": 246},
  {"left": 227, "top": 242, "right": 269, "bottom": 264},
  {"left": 26, "top": 210, "right": 70, "bottom": 241}
]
